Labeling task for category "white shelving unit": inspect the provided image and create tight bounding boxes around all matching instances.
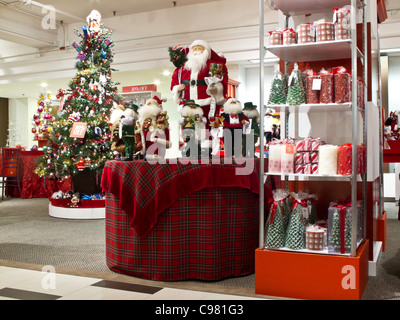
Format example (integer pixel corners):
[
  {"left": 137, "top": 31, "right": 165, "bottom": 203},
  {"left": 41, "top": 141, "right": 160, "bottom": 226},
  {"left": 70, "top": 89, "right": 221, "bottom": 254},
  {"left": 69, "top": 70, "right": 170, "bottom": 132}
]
[
  {"left": 255, "top": 0, "right": 382, "bottom": 300},
  {"left": 260, "top": 0, "right": 367, "bottom": 257}
]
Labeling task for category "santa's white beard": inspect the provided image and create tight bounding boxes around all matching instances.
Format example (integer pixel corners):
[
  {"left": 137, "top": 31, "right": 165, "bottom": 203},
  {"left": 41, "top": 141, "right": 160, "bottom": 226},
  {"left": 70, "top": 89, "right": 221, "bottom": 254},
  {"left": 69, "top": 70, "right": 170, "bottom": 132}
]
[
  {"left": 223, "top": 102, "right": 242, "bottom": 115},
  {"left": 180, "top": 106, "right": 204, "bottom": 118},
  {"left": 243, "top": 109, "right": 260, "bottom": 120},
  {"left": 138, "top": 103, "right": 162, "bottom": 121},
  {"left": 185, "top": 50, "right": 209, "bottom": 73}
]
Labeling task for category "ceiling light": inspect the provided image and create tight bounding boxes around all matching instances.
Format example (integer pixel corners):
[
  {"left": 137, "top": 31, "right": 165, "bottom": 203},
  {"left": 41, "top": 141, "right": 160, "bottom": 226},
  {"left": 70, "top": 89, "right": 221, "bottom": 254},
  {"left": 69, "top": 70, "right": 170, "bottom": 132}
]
[
  {"left": 162, "top": 70, "right": 171, "bottom": 76},
  {"left": 154, "top": 80, "right": 161, "bottom": 85},
  {"left": 40, "top": 83, "right": 48, "bottom": 88}
]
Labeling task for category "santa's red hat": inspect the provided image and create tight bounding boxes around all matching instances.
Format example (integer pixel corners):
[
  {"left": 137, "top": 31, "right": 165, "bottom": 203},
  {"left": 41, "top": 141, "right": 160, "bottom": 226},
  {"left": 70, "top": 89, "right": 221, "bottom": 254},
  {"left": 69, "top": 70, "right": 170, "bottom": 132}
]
[{"left": 147, "top": 96, "right": 167, "bottom": 107}]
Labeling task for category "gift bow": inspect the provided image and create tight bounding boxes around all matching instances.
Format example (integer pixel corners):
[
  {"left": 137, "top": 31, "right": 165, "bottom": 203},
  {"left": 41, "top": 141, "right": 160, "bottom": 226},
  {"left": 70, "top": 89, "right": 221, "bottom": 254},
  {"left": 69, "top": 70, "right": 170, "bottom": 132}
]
[{"left": 291, "top": 199, "right": 308, "bottom": 211}]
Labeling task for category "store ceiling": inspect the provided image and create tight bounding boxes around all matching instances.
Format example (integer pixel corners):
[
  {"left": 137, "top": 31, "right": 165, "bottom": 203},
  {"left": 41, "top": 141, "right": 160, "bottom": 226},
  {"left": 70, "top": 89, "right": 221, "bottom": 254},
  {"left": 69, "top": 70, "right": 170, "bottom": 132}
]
[{"left": 0, "top": 0, "right": 226, "bottom": 23}]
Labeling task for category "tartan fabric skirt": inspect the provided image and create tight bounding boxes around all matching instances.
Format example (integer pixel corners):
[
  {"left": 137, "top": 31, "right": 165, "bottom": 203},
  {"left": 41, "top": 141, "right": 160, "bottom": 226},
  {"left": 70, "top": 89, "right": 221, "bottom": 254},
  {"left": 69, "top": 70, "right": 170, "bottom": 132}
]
[{"left": 105, "top": 186, "right": 260, "bottom": 281}]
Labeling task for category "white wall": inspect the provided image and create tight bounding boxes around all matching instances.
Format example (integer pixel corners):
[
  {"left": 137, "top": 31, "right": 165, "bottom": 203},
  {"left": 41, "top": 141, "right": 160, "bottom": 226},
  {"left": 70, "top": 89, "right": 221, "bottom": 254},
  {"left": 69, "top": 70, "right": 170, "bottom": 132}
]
[
  {"left": 238, "top": 65, "right": 275, "bottom": 113},
  {"left": 388, "top": 56, "right": 400, "bottom": 113},
  {"left": 8, "top": 98, "right": 32, "bottom": 147}
]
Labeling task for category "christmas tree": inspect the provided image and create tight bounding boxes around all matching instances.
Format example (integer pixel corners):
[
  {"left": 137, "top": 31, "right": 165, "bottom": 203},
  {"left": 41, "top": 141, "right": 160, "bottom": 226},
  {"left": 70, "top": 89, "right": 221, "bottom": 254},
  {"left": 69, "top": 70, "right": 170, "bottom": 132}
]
[
  {"left": 35, "top": 10, "right": 120, "bottom": 183},
  {"left": 265, "top": 204, "right": 286, "bottom": 248},
  {"left": 285, "top": 203, "right": 306, "bottom": 250},
  {"left": 286, "top": 64, "right": 306, "bottom": 106},
  {"left": 168, "top": 45, "right": 188, "bottom": 68},
  {"left": 329, "top": 210, "right": 352, "bottom": 253},
  {"left": 31, "top": 93, "right": 54, "bottom": 140},
  {"left": 267, "top": 70, "right": 287, "bottom": 105}
]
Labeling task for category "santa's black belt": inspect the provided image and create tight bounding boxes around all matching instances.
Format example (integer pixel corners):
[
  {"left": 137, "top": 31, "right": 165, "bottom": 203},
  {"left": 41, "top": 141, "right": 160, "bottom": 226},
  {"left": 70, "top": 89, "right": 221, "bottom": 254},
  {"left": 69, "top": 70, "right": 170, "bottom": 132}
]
[{"left": 182, "top": 80, "right": 207, "bottom": 86}]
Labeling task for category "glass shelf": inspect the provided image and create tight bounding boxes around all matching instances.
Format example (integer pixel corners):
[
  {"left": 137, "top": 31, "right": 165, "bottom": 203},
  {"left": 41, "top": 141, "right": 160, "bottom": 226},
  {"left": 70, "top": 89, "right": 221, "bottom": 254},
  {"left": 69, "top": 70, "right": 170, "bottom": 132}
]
[
  {"left": 267, "top": 40, "right": 363, "bottom": 63},
  {"left": 267, "top": 102, "right": 352, "bottom": 113},
  {"left": 264, "top": 172, "right": 363, "bottom": 182},
  {"left": 261, "top": 239, "right": 364, "bottom": 257},
  {"left": 269, "top": 0, "right": 363, "bottom": 16}
]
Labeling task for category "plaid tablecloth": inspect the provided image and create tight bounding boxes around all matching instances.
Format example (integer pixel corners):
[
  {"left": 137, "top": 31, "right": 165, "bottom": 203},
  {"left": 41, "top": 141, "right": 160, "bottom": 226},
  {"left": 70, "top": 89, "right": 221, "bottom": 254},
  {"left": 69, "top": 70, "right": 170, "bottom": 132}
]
[
  {"left": 101, "top": 159, "right": 271, "bottom": 238},
  {"left": 102, "top": 159, "right": 274, "bottom": 281}
]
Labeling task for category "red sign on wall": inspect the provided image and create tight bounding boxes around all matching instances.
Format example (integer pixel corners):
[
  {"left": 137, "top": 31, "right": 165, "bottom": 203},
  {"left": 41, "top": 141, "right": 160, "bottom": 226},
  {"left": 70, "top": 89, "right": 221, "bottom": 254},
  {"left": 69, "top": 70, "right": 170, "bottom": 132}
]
[{"left": 122, "top": 84, "right": 157, "bottom": 93}]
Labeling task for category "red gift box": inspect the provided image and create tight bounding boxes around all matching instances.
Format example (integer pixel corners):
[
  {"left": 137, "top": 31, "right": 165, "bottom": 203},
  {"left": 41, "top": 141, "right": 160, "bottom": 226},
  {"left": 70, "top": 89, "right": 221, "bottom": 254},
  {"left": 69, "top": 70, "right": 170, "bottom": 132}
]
[
  {"left": 310, "top": 152, "right": 319, "bottom": 164},
  {"left": 283, "top": 28, "right": 297, "bottom": 45},
  {"left": 319, "top": 69, "right": 334, "bottom": 104},
  {"left": 296, "top": 23, "right": 315, "bottom": 44},
  {"left": 306, "top": 70, "right": 320, "bottom": 104},
  {"left": 295, "top": 164, "right": 304, "bottom": 174},
  {"left": 269, "top": 30, "right": 283, "bottom": 46},
  {"left": 333, "top": 66, "right": 351, "bottom": 104},
  {"left": 296, "top": 140, "right": 305, "bottom": 152},
  {"left": 295, "top": 153, "right": 304, "bottom": 165},
  {"left": 311, "top": 139, "right": 321, "bottom": 152},
  {"left": 337, "top": 144, "right": 366, "bottom": 175}
]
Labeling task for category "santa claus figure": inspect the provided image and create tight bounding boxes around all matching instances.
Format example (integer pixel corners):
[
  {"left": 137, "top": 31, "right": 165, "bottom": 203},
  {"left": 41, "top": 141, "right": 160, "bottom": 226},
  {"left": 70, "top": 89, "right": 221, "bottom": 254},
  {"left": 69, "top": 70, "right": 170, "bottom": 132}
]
[
  {"left": 136, "top": 96, "right": 171, "bottom": 160},
  {"left": 242, "top": 102, "right": 260, "bottom": 157},
  {"left": 221, "top": 98, "right": 249, "bottom": 159},
  {"left": 119, "top": 103, "right": 139, "bottom": 161},
  {"left": 109, "top": 104, "right": 126, "bottom": 159},
  {"left": 170, "top": 40, "right": 228, "bottom": 130},
  {"left": 179, "top": 99, "right": 207, "bottom": 158}
]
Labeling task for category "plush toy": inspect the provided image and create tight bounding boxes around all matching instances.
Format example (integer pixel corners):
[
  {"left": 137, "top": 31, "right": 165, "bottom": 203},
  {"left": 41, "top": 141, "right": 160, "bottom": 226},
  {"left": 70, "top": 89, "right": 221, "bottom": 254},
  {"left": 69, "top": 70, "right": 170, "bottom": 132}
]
[
  {"left": 70, "top": 193, "right": 80, "bottom": 207},
  {"left": 119, "top": 103, "right": 139, "bottom": 161},
  {"left": 179, "top": 100, "right": 207, "bottom": 158},
  {"left": 221, "top": 98, "right": 249, "bottom": 158},
  {"left": 51, "top": 191, "right": 63, "bottom": 199},
  {"left": 136, "top": 96, "right": 171, "bottom": 160}
]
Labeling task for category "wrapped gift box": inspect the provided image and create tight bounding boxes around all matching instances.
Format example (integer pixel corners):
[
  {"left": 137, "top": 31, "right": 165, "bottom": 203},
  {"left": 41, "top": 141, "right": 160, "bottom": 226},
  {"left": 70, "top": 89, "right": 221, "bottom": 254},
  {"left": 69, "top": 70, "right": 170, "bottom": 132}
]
[
  {"left": 306, "top": 225, "right": 327, "bottom": 251},
  {"left": 283, "top": 28, "right": 297, "bottom": 45},
  {"left": 269, "top": 30, "right": 283, "bottom": 46}
]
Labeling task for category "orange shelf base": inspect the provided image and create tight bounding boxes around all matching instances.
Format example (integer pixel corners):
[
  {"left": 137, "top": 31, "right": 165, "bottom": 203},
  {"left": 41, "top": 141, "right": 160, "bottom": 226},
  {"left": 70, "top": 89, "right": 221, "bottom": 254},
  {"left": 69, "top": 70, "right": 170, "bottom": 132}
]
[
  {"left": 376, "top": 211, "right": 387, "bottom": 252},
  {"left": 255, "top": 240, "right": 369, "bottom": 300}
]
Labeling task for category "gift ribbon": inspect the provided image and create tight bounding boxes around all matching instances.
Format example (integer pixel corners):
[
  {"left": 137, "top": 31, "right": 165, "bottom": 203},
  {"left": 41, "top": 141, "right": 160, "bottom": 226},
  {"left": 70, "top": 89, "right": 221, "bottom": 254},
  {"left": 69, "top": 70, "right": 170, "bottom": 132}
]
[
  {"left": 269, "top": 197, "right": 288, "bottom": 225},
  {"left": 291, "top": 199, "right": 308, "bottom": 211}
]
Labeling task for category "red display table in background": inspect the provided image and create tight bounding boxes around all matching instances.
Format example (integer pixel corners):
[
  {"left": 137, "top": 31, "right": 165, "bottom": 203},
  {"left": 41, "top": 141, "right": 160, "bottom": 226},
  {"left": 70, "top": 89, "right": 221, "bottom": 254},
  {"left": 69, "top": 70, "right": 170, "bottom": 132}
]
[
  {"left": 7, "top": 151, "right": 71, "bottom": 199},
  {"left": 101, "top": 159, "right": 275, "bottom": 281}
]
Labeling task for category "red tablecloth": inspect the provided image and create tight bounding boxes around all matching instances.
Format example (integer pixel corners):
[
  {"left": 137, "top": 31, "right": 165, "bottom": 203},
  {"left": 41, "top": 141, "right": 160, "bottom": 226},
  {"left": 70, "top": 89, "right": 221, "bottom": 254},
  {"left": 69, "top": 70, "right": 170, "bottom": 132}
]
[
  {"left": 101, "top": 158, "right": 270, "bottom": 238},
  {"left": 8, "top": 151, "right": 72, "bottom": 198},
  {"left": 102, "top": 159, "right": 275, "bottom": 281}
]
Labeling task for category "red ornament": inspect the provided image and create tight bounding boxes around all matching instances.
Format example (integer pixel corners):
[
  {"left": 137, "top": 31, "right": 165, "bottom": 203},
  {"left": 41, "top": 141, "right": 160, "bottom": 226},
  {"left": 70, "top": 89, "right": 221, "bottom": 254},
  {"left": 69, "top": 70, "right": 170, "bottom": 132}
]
[{"left": 76, "top": 157, "right": 86, "bottom": 171}]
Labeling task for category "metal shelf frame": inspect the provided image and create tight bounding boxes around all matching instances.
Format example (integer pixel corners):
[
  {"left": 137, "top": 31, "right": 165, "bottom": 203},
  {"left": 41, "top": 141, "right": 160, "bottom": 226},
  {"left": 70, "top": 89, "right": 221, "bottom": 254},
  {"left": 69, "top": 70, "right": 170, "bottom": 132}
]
[{"left": 258, "top": 0, "right": 368, "bottom": 257}]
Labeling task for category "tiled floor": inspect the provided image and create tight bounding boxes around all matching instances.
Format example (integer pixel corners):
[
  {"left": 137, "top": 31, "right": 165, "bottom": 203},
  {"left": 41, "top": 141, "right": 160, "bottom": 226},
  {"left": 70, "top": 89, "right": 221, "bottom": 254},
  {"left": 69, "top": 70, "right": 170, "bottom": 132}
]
[{"left": 0, "top": 266, "right": 268, "bottom": 300}]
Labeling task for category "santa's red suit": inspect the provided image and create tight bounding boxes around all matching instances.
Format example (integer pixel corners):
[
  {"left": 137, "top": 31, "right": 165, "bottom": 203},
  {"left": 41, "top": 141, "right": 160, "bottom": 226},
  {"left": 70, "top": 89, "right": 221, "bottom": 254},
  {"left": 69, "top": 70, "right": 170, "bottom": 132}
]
[
  {"left": 136, "top": 96, "right": 171, "bottom": 159},
  {"left": 170, "top": 40, "right": 228, "bottom": 128},
  {"left": 221, "top": 98, "right": 249, "bottom": 158}
]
